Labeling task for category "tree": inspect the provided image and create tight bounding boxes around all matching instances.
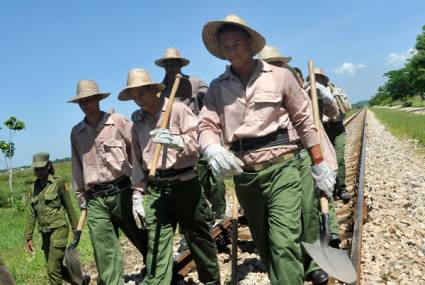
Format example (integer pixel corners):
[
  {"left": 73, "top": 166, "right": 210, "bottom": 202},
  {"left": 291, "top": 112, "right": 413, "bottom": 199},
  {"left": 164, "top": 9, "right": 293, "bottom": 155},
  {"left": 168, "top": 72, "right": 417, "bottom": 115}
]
[
  {"left": 0, "top": 116, "right": 25, "bottom": 207},
  {"left": 409, "top": 25, "right": 425, "bottom": 100},
  {"left": 384, "top": 66, "right": 414, "bottom": 103}
]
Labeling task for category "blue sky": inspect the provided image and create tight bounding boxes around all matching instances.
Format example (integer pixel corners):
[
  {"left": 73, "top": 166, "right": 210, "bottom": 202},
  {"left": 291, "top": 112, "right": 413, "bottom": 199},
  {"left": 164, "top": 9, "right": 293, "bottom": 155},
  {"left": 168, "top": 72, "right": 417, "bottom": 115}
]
[{"left": 1, "top": 0, "right": 424, "bottom": 167}]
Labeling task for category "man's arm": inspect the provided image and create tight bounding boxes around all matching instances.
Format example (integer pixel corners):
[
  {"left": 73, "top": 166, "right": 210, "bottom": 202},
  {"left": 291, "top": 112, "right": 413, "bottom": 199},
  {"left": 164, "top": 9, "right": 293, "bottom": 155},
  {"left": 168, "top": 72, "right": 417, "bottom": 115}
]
[{"left": 71, "top": 132, "right": 86, "bottom": 208}]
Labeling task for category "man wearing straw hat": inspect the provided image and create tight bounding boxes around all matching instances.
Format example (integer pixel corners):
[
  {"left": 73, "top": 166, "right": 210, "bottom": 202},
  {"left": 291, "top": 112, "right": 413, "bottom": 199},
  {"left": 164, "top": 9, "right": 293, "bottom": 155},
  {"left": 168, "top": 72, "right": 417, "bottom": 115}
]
[
  {"left": 258, "top": 45, "right": 340, "bottom": 284},
  {"left": 118, "top": 68, "right": 220, "bottom": 285},
  {"left": 156, "top": 48, "right": 227, "bottom": 221},
  {"left": 199, "top": 15, "right": 336, "bottom": 285},
  {"left": 68, "top": 80, "right": 148, "bottom": 285},
  {"left": 306, "top": 69, "right": 352, "bottom": 203}
]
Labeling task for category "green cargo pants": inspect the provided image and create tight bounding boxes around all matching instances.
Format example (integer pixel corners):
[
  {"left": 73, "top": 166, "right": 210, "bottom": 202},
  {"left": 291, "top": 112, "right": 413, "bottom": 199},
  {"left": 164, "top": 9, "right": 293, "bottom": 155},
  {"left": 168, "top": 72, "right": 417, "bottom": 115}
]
[
  {"left": 197, "top": 157, "right": 226, "bottom": 217},
  {"left": 233, "top": 158, "right": 304, "bottom": 285},
  {"left": 143, "top": 177, "right": 220, "bottom": 285},
  {"left": 87, "top": 187, "right": 148, "bottom": 285},
  {"left": 333, "top": 132, "right": 347, "bottom": 193},
  {"left": 41, "top": 226, "right": 75, "bottom": 285}
]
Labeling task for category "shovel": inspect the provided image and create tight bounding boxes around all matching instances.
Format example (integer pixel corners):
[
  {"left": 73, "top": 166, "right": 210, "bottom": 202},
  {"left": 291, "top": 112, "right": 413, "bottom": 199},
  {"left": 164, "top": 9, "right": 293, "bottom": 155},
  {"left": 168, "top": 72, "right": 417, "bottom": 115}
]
[
  {"left": 301, "top": 60, "right": 356, "bottom": 283},
  {"left": 64, "top": 209, "right": 87, "bottom": 284}
]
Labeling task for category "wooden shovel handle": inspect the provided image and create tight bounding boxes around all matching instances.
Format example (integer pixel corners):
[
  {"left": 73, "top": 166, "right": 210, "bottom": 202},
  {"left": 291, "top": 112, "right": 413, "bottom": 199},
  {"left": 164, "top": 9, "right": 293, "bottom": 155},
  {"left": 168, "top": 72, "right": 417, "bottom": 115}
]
[
  {"left": 77, "top": 209, "right": 87, "bottom": 231},
  {"left": 232, "top": 189, "right": 238, "bottom": 219},
  {"left": 308, "top": 60, "right": 329, "bottom": 214},
  {"left": 328, "top": 83, "right": 346, "bottom": 115},
  {"left": 148, "top": 74, "right": 182, "bottom": 178}
]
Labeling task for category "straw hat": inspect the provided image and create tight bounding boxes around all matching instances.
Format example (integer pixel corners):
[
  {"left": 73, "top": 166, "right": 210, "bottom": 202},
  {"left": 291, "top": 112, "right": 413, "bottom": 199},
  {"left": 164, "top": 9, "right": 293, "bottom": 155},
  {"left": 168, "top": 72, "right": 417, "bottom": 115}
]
[
  {"left": 258, "top": 45, "right": 292, "bottom": 64},
  {"left": 32, "top": 152, "right": 49, "bottom": 168},
  {"left": 118, "top": 68, "right": 165, "bottom": 101},
  {"left": 155, "top": 48, "right": 190, "bottom": 68},
  {"left": 67, "top": 80, "right": 110, "bottom": 103},
  {"left": 202, "top": 14, "right": 266, "bottom": 60},
  {"left": 313, "top": 68, "right": 329, "bottom": 81}
]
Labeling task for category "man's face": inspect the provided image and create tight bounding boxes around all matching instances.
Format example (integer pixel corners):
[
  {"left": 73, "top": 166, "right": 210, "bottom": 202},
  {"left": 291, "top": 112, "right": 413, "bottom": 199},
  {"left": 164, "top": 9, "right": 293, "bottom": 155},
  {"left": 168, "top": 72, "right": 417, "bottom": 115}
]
[
  {"left": 164, "top": 60, "right": 182, "bottom": 79},
  {"left": 34, "top": 165, "right": 49, "bottom": 181},
  {"left": 218, "top": 30, "right": 252, "bottom": 68},
  {"left": 130, "top": 86, "right": 157, "bottom": 110},
  {"left": 78, "top": 96, "right": 100, "bottom": 116}
]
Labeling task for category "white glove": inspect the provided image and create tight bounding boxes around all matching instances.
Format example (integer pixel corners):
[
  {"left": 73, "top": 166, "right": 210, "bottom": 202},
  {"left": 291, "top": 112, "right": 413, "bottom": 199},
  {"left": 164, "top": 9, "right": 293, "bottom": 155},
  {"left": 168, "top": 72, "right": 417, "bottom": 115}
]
[
  {"left": 150, "top": 128, "right": 184, "bottom": 151},
  {"left": 311, "top": 161, "right": 335, "bottom": 198},
  {"left": 78, "top": 196, "right": 87, "bottom": 210},
  {"left": 204, "top": 144, "right": 244, "bottom": 180},
  {"left": 132, "top": 192, "right": 146, "bottom": 229},
  {"left": 316, "top": 83, "right": 335, "bottom": 105}
]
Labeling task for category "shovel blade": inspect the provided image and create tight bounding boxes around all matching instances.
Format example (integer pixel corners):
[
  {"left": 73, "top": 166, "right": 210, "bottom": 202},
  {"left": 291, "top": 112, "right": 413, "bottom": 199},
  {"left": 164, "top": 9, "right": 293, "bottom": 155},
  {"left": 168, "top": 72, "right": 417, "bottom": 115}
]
[
  {"left": 302, "top": 240, "right": 357, "bottom": 283},
  {"left": 64, "top": 247, "right": 83, "bottom": 284}
]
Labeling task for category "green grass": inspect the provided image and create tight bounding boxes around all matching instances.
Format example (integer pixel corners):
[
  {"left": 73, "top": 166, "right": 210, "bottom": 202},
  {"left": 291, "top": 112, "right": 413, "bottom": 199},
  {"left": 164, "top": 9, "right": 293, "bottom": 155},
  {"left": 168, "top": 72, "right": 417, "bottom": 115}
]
[
  {"left": 0, "top": 161, "right": 94, "bottom": 284},
  {"left": 371, "top": 108, "right": 425, "bottom": 145}
]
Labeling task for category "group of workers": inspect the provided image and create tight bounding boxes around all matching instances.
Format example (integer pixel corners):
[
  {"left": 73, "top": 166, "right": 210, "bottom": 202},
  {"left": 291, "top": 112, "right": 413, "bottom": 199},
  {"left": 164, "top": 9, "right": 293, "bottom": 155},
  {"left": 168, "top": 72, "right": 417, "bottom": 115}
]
[{"left": 1, "top": 14, "right": 353, "bottom": 285}]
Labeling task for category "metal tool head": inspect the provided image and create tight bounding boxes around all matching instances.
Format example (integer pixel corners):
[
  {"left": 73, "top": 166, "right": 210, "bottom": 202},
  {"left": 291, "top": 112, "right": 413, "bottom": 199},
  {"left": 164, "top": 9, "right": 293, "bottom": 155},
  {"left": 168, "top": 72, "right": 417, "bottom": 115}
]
[
  {"left": 302, "top": 240, "right": 357, "bottom": 283},
  {"left": 64, "top": 247, "right": 83, "bottom": 284}
]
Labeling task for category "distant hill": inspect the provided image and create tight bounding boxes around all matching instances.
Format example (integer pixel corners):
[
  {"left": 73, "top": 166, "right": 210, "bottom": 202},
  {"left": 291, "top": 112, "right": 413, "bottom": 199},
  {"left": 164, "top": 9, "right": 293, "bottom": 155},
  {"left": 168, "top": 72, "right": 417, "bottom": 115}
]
[{"left": 352, "top": 100, "right": 369, "bottom": 109}]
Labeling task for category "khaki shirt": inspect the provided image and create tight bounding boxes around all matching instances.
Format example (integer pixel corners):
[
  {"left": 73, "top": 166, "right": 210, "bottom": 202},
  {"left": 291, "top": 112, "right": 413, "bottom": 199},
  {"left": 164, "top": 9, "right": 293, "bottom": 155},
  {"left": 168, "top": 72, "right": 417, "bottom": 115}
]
[
  {"left": 24, "top": 175, "right": 78, "bottom": 241},
  {"left": 198, "top": 60, "right": 319, "bottom": 166},
  {"left": 163, "top": 74, "right": 208, "bottom": 115},
  {"left": 131, "top": 98, "right": 199, "bottom": 193},
  {"left": 71, "top": 112, "right": 132, "bottom": 200}
]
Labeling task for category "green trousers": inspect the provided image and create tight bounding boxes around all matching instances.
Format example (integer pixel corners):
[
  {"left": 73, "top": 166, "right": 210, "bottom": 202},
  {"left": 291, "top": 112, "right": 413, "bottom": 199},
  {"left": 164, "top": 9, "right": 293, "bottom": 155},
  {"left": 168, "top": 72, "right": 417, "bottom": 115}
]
[
  {"left": 333, "top": 132, "right": 347, "bottom": 193},
  {"left": 87, "top": 187, "right": 148, "bottom": 285},
  {"left": 294, "top": 150, "right": 321, "bottom": 277},
  {"left": 197, "top": 158, "right": 226, "bottom": 217},
  {"left": 143, "top": 177, "right": 220, "bottom": 285},
  {"left": 233, "top": 158, "right": 303, "bottom": 285},
  {"left": 41, "top": 226, "right": 75, "bottom": 285}
]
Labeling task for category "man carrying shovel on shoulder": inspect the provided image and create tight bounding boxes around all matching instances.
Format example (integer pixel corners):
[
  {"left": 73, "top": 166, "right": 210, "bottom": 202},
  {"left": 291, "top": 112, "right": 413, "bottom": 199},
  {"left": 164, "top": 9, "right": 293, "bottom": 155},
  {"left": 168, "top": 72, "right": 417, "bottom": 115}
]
[
  {"left": 198, "top": 15, "right": 335, "bottom": 285},
  {"left": 68, "top": 80, "right": 148, "bottom": 285},
  {"left": 118, "top": 68, "right": 220, "bottom": 285}
]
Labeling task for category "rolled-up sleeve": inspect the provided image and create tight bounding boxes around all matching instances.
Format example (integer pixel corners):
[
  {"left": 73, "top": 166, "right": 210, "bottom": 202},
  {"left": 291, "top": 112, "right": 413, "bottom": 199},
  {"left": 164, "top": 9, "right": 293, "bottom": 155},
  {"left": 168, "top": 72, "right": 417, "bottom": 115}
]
[
  {"left": 282, "top": 71, "right": 319, "bottom": 149},
  {"left": 198, "top": 80, "right": 222, "bottom": 152}
]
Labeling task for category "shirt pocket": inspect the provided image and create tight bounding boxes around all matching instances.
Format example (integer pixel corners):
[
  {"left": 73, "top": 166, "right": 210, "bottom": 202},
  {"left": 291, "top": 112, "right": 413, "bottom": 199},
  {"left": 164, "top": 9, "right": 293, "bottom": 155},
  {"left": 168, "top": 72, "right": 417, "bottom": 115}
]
[
  {"left": 103, "top": 139, "right": 126, "bottom": 162},
  {"left": 44, "top": 189, "right": 61, "bottom": 209},
  {"left": 253, "top": 91, "right": 282, "bottom": 121}
]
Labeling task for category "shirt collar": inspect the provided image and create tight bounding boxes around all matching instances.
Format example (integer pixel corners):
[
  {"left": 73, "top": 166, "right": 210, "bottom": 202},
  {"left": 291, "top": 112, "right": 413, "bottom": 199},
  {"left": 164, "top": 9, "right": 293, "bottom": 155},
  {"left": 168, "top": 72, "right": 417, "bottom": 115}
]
[
  {"left": 218, "top": 59, "right": 272, "bottom": 81},
  {"left": 77, "top": 111, "right": 111, "bottom": 132}
]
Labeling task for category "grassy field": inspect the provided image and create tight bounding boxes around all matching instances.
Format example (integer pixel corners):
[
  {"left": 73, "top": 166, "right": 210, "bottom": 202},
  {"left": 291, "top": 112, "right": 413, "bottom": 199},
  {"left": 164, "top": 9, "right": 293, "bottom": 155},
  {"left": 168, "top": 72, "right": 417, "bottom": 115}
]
[
  {"left": 0, "top": 161, "right": 94, "bottom": 284},
  {"left": 371, "top": 108, "right": 425, "bottom": 145}
]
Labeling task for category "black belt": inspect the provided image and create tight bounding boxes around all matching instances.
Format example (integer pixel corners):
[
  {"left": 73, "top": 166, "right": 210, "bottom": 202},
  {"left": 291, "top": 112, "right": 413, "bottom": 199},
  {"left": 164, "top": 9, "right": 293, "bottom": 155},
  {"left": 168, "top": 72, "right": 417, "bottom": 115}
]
[
  {"left": 150, "top": 166, "right": 195, "bottom": 179},
  {"left": 88, "top": 176, "right": 131, "bottom": 199},
  {"left": 230, "top": 128, "right": 290, "bottom": 152}
]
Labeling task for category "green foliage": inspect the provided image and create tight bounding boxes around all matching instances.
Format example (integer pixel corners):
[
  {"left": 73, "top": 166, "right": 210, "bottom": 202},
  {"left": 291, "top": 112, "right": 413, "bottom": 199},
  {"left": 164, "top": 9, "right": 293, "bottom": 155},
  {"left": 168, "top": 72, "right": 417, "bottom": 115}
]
[
  {"left": 371, "top": 108, "right": 425, "bottom": 145},
  {"left": 370, "top": 24, "right": 425, "bottom": 105},
  {"left": 0, "top": 141, "right": 15, "bottom": 158},
  {"left": 4, "top": 117, "right": 25, "bottom": 131}
]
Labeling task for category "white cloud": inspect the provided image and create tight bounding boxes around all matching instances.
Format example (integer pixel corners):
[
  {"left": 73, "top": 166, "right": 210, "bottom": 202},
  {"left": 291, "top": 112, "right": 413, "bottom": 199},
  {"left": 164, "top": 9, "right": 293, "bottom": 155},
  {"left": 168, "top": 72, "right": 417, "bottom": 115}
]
[
  {"left": 334, "top": 62, "right": 367, "bottom": 75},
  {"left": 385, "top": 48, "right": 417, "bottom": 66}
]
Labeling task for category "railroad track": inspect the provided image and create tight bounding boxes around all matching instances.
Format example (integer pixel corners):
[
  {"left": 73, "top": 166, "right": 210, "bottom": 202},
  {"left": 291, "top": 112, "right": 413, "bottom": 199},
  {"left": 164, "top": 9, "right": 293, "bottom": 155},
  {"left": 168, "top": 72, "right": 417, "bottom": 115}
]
[{"left": 173, "top": 109, "right": 368, "bottom": 285}]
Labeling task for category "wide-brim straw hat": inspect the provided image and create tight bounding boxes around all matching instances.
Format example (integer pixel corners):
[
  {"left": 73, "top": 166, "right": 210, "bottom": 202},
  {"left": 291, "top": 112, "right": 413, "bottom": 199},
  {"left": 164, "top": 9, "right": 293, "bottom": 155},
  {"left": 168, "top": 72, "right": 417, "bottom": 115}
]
[
  {"left": 155, "top": 48, "right": 190, "bottom": 68},
  {"left": 258, "top": 45, "right": 292, "bottom": 64},
  {"left": 118, "top": 68, "right": 165, "bottom": 101},
  {"left": 202, "top": 14, "right": 266, "bottom": 60},
  {"left": 67, "top": 80, "right": 110, "bottom": 103},
  {"left": 311, "top": 68, "right": 329, "bottom": 82},
  {"left": 32, "top": 152, "right": 49, "bottom": 168}
]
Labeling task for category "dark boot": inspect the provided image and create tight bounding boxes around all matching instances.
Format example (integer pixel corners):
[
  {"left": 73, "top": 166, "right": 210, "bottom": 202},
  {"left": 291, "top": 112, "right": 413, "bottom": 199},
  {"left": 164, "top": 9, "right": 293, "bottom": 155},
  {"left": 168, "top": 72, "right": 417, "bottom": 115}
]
[
  {"left": 307, "top": 269, "right": 329, "bottom": 285},
  {"left": 337, "top": 188, "right": 351, "bottom": 203},
  {"left": 82, "top": 274, "right": 91, "bottom": 285},
  {"left": 329, "top": 233, "right": 341, "bottom": 248}
]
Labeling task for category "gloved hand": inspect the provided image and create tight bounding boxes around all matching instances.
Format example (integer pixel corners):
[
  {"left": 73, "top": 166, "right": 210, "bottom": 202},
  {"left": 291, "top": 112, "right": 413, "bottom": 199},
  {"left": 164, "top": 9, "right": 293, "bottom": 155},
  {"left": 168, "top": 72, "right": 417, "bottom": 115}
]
[
  {"left": 69, "top": 230, "right": 82, "bottom": 249},
  {"left": 320, "top": 213, "right": 331, "bottom": 246},
  {"left": 311, "top": 161, "right": 335, "bottom": 198},
  {"left": 204, "top": 144, "right": 244, "bottom": 180},
  {"left": 132, "top": 191, "right": 146, "bottom": 229},
  {"left": 150, "top": 128, "right": 184, "bottom": 151},
  {"left": 316, "top": 83, "right": 335, "bottom": 105}
]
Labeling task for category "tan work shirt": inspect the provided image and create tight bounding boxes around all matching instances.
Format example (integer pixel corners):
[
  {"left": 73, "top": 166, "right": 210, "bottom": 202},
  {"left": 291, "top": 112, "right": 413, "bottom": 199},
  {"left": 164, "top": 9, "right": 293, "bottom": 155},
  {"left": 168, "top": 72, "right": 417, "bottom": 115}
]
[
  {"left": 71, "top": 112, "right": 132, "bottom": 200},
  {"left": 131, "top": 97, "right": 199, "bottom": 193},
  {"left": 198, "top": 60, "right": 319, "bottom": 166}
]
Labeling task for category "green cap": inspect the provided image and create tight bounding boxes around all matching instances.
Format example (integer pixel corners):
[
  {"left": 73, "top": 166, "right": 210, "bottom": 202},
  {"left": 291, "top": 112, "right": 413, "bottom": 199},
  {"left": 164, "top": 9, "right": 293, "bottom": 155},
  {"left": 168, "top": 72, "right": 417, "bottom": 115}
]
[{"left": 32, "top": 152, "right": 49, "bottom": 168}]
